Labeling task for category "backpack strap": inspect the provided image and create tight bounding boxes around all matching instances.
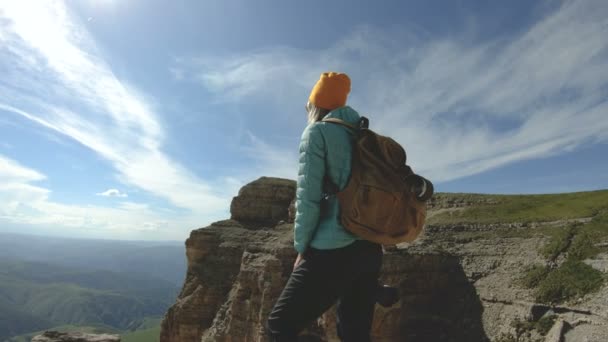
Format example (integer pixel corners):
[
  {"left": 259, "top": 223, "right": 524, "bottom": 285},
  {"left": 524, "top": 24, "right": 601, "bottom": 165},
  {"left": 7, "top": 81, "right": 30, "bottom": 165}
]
[
  {"left": 320, "top": 116, "right": 370, "bottom": 197},
  {"left": 321, "top": 118, "right": 356, "bottom": 130},
  {"left": 321, "top": 116, "right": 369, "bottom": 130}
]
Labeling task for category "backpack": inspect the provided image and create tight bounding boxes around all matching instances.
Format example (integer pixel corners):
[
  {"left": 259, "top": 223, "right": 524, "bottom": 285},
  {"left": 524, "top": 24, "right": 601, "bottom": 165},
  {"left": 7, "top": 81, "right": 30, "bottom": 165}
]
[{"left": 321, "top": 116, "right": 434, "bottom": 245}]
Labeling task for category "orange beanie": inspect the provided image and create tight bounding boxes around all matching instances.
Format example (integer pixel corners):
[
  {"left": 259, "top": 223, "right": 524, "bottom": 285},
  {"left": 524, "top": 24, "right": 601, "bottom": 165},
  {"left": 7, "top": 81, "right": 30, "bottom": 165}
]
[{"left": 308, "top": 72, "right": 351, "bottom": 110}]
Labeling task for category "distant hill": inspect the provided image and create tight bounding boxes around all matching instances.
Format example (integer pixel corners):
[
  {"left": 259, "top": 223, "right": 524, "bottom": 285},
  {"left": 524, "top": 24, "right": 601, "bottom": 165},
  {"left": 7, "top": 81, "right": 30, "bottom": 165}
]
[
  {"left": 0, "top": 296, "right": 51, "bottom": 341},
  {"left": 0, "top": 259, "right": 179, "bottom": 341},
  {"left": 0, "top": 233, "right": 186, "bottom": 285},
  {"left": 121, "top": 317, "right": 162, "bottom": 342},
  {"left": 121, "top": 325, "right": 161, "bottom": 342}
]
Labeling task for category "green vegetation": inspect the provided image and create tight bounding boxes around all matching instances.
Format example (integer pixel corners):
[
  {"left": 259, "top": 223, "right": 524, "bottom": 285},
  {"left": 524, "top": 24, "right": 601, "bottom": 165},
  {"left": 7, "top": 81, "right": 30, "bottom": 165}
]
[
  {"left": 513, "top": 314, "right": 557, "bottom": 336},
  {"left": 540, "top": 224, "right": 577, "bottom": 261},
  {"left": 432, "top": 192, "right": 608, "bottom": 305},
  {"left": 569, "top": 211, "right": 608, "bottom": 260},
  {"left": 520, "top": 212, "right": 608, "bottom": 304},
  {"left": 569, "top": 232, "right": 598, "bottom": 261},
  {"left": 122, "top": 324, "right": 161, "bottom": 342},
  {"left": 429, "top": 190, "right": 608, "bottom": 225},
  {"left": 0, "top": 297, "right": 51, "bottom": 341},
  {"left": 132, "top": 317, "right": 162, "bottom": 330},
  {"left": 535, "top": 315, "right": 558, "bottom": 336},
  {"left": 0, "top": 259, "right": 177, "bottom": 340},
  {"left": 427, "top": 191, "right": 608, "bottom": 304},
  {"left": 534, "top": 260, "right": 604, "bottom": 304},
  {"left": 521, "top": 265, "right": 550, "bottom": 289}
]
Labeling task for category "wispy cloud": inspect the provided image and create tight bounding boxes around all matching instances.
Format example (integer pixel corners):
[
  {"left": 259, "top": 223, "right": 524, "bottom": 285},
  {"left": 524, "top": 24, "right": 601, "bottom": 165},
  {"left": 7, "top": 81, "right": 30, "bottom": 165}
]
[
  {"left": 0, "top": 155, "right": 50, "bottom": 215},
  {"left": 239, "top": 130, "right": 299, "bottom": 180},
  {"left": 174, "top": 0, "right": 608, "bottom": 183},
  {"left": 0, "top": 1, "right": 232, "bottom": 223},
  {"left": 96, "top": 189, "right": 128, "bottom": 198},
  {"left": 0, "top": 154, "right": 194, "bottom": 239},
  {"left": 0, "top": 154, "right": 46, "bottom": 183}
]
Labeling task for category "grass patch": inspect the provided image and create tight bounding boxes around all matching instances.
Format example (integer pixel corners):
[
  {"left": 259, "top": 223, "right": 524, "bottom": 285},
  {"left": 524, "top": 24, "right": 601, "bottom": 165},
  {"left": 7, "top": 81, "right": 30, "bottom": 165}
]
[
  {"left": 534, "top": 260, "right": 604, "bottom": 304},
  {"left": 512, "top": 314, "right": 557, "bottom": 336},
  {"left": 541, "top": 224, "right": 577, "bottom": 261},
  {"left": 521, "top": 265, "right": 550, "bottom": 289},
  {"left": 568, "top": 232, "right": 599, "bottom": 261},
  {"left": 122, "top": 324, "right": 160, "bottom": 342},
  {"left": 519, "top": 211, "right": 608, "bottom": 304},
  {"left": 429, "top": 190, "right": 608, "bottom": 225},
  {"left": 536, "top": 315, "right": 557, "bottom": 335},
  {"left": 562, "top": 212, "right": 608, "bottom": 262},
  {"left": 428, "top": 192, "right": 608, "bottom": 331},
  {"left": 131, "top": 317, "right": 162, "bottom": 330}
]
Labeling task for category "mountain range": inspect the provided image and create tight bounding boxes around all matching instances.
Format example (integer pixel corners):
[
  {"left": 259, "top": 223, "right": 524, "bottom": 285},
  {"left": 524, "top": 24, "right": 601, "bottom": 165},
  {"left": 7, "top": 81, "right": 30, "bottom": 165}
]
[{"left": 0, "top": 234, "right": 186, "bottom": 341}]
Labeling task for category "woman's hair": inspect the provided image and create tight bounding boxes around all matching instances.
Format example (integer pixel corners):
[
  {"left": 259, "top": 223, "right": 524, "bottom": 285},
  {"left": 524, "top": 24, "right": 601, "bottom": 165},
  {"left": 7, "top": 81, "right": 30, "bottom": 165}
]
[{"left": 306, "top": 101, "right": 331, "bottom": 124}]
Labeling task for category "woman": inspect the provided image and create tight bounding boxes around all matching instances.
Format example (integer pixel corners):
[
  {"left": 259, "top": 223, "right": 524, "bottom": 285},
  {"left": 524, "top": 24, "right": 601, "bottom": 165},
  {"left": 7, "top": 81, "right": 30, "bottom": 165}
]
[{"left": 267, "top": 72, "right": 383, "bottom": 342}]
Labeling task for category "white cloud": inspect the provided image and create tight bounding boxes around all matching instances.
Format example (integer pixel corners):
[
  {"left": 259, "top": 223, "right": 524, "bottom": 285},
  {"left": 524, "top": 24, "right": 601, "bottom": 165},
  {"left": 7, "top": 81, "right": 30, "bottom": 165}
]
[
  {"left": 240, "top": 130, "right": 299, "bottom": 179},
  {"left": 0, "top": 154, "right": 46, "bottom": 183},
  {"left": 0, "top": 1, "right": 231, "bottom": 218},
  {"left": 96, "top": 189, "right": 128, "bottom": 198},
  {"left": 174, "top": 0, "right": 608, "bottom": 183},
  {"left": 0, "top": 154, "right": 201, "bottom": 240}
]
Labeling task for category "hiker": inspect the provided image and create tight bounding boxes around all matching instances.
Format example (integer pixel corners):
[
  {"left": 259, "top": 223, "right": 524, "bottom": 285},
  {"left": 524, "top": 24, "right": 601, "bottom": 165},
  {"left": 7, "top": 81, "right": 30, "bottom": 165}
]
[{"left": 267, "top": 72, "right": 383, "bottom": 342}]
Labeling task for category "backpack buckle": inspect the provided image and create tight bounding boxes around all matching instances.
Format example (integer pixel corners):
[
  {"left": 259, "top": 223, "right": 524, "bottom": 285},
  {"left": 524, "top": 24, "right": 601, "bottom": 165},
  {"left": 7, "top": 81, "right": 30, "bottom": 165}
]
[{"left": 358, "top": 116, "right": 369, "bottom": 129}]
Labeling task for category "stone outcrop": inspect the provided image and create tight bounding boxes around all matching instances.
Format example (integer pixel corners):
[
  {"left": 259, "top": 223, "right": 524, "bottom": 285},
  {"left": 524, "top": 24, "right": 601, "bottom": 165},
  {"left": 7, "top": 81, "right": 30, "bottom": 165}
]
[
  {"left": 32, "top": 331, "right": 120, "bottom": 342},
  {"left": 160, "top": 218, "right": 295, "bottom": 342},
  {"left": 230, "top": 177, "right": 296, "bottom": 227},
  {"left": 160, "top": 177, "right": 608, "bottom": 342}
]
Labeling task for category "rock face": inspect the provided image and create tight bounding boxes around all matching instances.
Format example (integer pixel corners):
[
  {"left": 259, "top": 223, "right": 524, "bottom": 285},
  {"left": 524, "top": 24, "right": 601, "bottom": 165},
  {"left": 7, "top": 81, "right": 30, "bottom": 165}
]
[
  {"left": 159, "top": 218, "right": 296, "bottom": 342},
  {"left": 230, "top": 177, "right": 296, "bottom": 226},
  {"left": 160, "top": 177, "right": 608, "bottom": 342},
  {"left": 32, "top": 331, "right": 120, "bottom": 342}
]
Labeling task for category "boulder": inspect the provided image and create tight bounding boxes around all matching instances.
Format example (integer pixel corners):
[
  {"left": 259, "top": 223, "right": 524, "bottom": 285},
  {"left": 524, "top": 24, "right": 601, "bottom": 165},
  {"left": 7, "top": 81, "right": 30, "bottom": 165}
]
[{"left": 230, "top": 177, "right": 296, "bottom": 227}]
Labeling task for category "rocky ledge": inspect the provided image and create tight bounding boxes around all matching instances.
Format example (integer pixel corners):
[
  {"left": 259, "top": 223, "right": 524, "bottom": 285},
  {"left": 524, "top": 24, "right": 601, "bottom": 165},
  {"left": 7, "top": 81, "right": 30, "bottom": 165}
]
[
  {"left": 32, "top": 331, "right": 120, "bottom": 342},
  {"left": 160, "top": 177, "right": 608, "bottom": 342}
]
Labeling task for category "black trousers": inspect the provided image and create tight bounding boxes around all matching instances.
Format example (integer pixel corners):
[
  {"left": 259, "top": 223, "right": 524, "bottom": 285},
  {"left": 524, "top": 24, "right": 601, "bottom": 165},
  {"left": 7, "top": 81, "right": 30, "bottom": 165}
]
[{"left": 267, "top": 240, "right": 383, "bottom": 342}]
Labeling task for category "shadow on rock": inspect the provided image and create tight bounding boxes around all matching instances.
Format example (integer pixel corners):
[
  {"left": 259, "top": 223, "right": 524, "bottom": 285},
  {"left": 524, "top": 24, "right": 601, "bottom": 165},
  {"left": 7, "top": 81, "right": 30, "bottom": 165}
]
[{"left": 373, "top": 252, "right": 490, "bottom": 342}]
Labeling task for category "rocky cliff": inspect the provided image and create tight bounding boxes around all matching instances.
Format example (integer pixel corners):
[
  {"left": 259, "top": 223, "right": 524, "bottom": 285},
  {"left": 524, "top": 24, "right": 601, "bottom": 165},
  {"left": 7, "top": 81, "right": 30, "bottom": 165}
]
[{"left": 160, "top": 177, "right": 608, "bottom": 342}]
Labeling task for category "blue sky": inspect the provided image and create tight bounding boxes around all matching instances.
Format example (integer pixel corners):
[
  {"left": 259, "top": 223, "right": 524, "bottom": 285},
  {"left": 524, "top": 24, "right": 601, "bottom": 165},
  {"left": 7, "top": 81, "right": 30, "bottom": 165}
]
[{"left": 1, "top": 0, "right": 607, "bottom": 241}]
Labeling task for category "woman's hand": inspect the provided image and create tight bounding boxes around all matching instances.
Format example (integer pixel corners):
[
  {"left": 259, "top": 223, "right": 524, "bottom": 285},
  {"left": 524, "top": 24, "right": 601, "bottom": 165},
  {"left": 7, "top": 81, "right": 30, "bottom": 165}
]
[{"left": 293, "top": 253, "right": 304, "bottom": 271}]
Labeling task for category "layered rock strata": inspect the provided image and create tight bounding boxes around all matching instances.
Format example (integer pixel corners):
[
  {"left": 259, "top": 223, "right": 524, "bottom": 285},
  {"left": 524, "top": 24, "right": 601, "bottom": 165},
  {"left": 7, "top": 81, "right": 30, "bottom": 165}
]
[
  {"left": 161, "top": 177, "right": 608, "bottom": 342},
  {"left": 230, "top": 177, "right": 296, "bottom": 226}
]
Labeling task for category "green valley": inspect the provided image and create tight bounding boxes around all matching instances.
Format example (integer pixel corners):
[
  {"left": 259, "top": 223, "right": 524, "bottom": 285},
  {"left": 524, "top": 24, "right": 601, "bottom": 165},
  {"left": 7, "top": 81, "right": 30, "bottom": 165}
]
[{"left": 0, "top": 259, "right": 177, "bottom": 341}]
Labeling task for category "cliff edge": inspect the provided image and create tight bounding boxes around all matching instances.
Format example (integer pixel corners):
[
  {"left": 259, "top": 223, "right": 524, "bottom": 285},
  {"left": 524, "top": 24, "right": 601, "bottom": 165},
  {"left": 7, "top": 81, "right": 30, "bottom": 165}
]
[{"left": 160, "top": 177, "right": 608, "bottom": 342}]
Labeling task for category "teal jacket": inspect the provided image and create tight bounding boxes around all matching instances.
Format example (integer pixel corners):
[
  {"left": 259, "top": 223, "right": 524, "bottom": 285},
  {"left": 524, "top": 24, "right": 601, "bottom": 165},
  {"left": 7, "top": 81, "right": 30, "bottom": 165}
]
[{"left": 294, "top": 106, "right": 363, "bottom": 254}]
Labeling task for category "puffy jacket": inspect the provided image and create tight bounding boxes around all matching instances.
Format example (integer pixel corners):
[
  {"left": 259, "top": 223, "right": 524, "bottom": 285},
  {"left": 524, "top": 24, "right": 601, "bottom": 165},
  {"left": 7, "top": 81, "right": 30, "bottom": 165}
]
[{"left": 294, "top": 106, "right": 364, "bottom": 254}]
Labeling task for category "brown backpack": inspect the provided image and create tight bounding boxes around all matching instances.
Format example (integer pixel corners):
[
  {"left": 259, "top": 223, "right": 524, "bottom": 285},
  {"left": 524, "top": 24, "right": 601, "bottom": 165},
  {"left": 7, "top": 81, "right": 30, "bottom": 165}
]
[{"left": 322, "top": 116, "right": 433, "bottom": 245}]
